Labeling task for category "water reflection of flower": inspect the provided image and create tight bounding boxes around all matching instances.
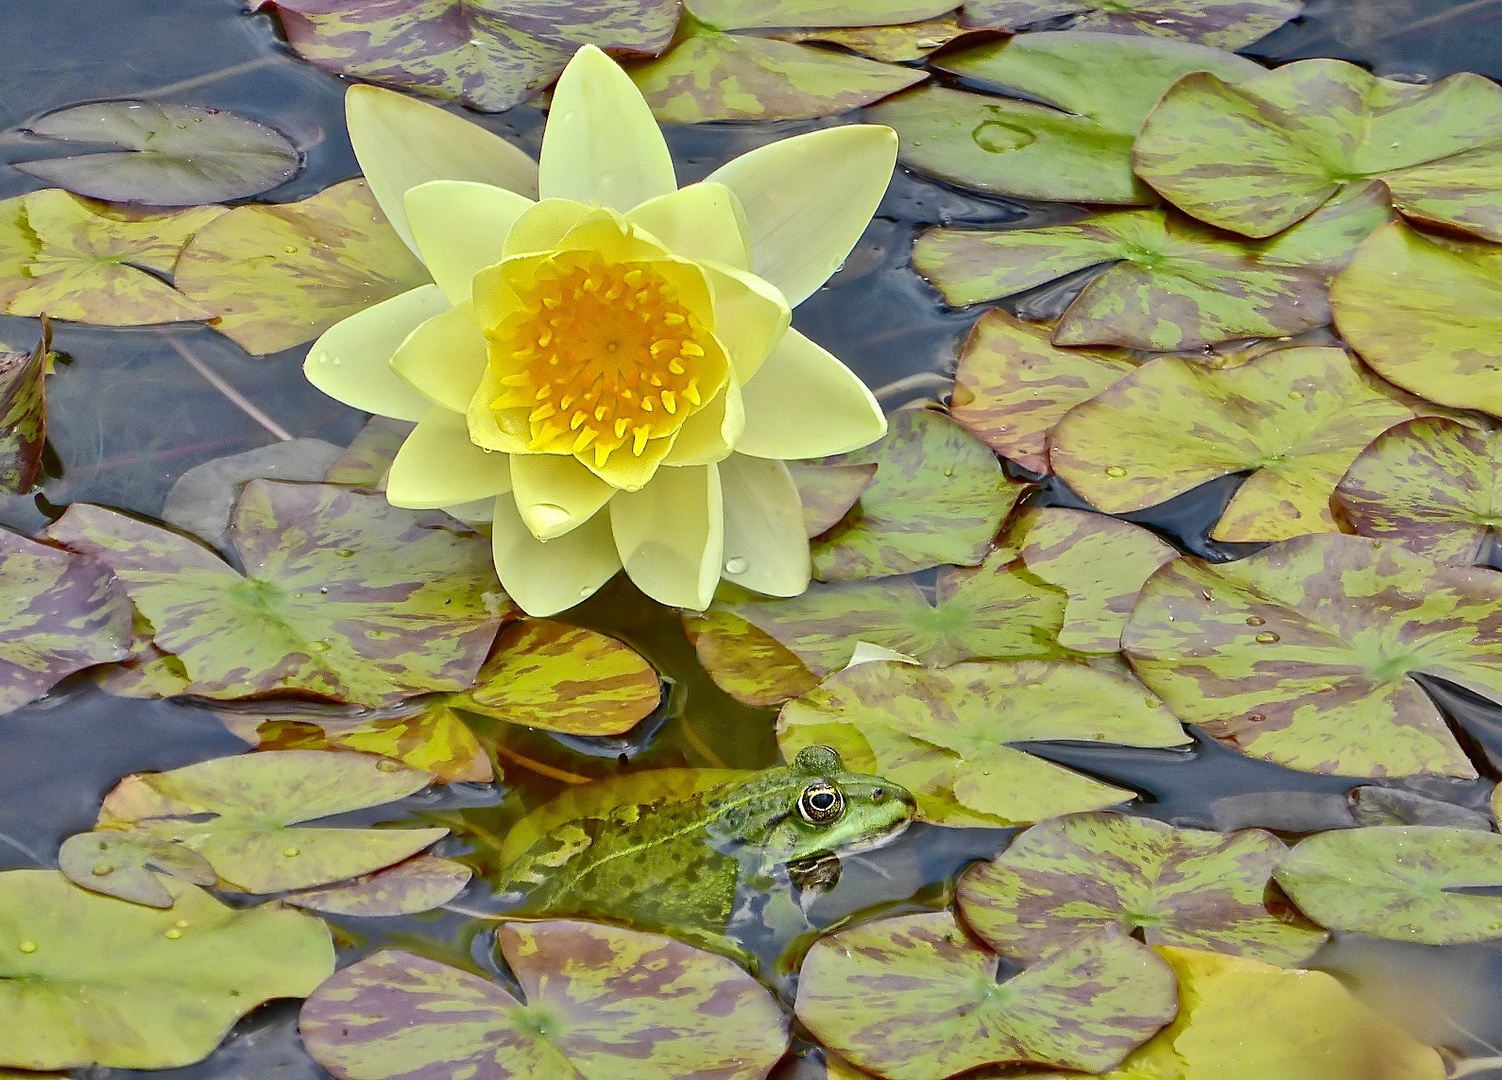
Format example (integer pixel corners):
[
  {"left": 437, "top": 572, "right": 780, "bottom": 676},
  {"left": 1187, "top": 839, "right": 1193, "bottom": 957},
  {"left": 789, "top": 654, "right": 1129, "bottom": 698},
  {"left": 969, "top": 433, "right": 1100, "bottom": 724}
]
[{"left": 307, "top": 45, "right": 893, "bottom": 615}]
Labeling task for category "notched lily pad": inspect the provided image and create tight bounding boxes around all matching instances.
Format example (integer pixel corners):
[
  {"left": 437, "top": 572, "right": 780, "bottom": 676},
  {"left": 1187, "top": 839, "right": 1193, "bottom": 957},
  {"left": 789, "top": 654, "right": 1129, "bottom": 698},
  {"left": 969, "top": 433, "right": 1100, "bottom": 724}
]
[
  {"left": 285, "top": 854, "right": 473, "bottom": 917},
  {"left": 960, "top": 0, "right": 1302, "bottom": 48},
  {"left": 16, "top": 101, "right": 300, "bottom": 205},
  {"left": 0, "top": 322, "right": 51, "bottom": 496},
  {"left": 682, "top": 607, "right": 820, "bottom": 708},
  {"left": 58, "top": 828, "right": 216, "bottom": 908},
  {"left": 300, "top": 922, "right": 789, "bottom": 1080},
  {"left": 788, "top": 461, "right": 878, "bottom": 538},
  {"left": 796, "top": 911, "right": 1177, "bottom": 1078},
  {"left": 325, "top": 415, "right": 416, "bottom": 486}
]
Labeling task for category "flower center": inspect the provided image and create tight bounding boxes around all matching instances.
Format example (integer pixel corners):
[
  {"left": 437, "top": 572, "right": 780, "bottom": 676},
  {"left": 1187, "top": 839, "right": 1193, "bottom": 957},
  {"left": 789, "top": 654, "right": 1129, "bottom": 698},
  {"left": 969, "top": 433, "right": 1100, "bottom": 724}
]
[{"left": 488, "top": 251, "right": 712, "bottom": 469}]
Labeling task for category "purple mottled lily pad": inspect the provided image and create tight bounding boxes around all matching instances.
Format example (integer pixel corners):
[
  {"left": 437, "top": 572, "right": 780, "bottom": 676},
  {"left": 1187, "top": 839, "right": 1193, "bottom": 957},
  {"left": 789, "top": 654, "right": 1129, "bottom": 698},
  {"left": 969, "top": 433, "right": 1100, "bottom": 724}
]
[
  {"left": 960, "top": 0, "right": 1301, "bottom": 49},
  {"left": 324, "top": 416, "right": 416, "bottom": 486},
  {"left": 686, "top": 0, "right": 957, "bottom": 30},
  {"left": 0, "top": 322, "right": 49, "bottom": 496},
  {"left": 285, "top": 854, "right": 472, "bottom": 917},
  {"left": 682, "top": 607, "right": 822, "bottom": 707},
  {"left": 788, "top": 462, "right": 878, "bottom": 539}
]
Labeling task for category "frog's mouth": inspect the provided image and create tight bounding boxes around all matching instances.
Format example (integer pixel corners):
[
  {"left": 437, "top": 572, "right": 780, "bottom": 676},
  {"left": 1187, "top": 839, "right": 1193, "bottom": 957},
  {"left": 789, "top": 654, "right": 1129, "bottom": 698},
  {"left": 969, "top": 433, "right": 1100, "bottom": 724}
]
[{"left": 828, "top": 816, "right": 914, "bottom": 858}]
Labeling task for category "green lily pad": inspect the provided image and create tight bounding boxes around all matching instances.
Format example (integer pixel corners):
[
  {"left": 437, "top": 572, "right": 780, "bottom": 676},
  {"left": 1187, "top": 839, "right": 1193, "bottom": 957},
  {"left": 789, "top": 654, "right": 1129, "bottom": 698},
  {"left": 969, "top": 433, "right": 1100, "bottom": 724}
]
[
  {"left": 451, "top": 618, "right": 661, "bottom": 736},
  {"left": 0, "top": 189, "right": 222, "bottom": 325},
  {"left": 788, "top": 462, "right": 878, "bottom": 538},
  {"left": 813, "top": 409, "right": 1024, "bottom": 581},
  {"left": 1333, "top": 417, "right": 1502, "bottom": 565},
  {"left": 796, "top": 911, "right": 1177, "bottom": 1078},
  {"left": 324, "top": 416, "right": 415, "bottom": 486},
  {"left": 91, "top": 606, "right": 191, "bottom": 700},
  {"left": 681, "top": 607, "right": 820, "bottom": 707},
  {"left": 957, "top": 811, "right": 1325, "bottom": 966},
  {"left": 1122, "top": 533, "right": 1500, "bottom": 778},
  {"left": 174, "top": 178, "right": 430, "bottom": 356},
  {"left": 720, "top": 551, "right": 1067, "bottom": 679},
  {"left": 960, "top": 0, "right": 1301, "bottom": 49},
  {"left": 1050, "top": 346, "right": 1418, "bottom": 542},
  {"left": 300, "top": 923, "right": 788, "bottom": 1079},
  {"left": 94, "top": 749, "right": 446, "bottom": 894},
  {"left": 1134, "top": 59, "right": 1502, "bottom": 241},
  {"left": 771, "top": 15, "right": 968, "bottom": 62},
  {"left": 58, "top": 828, "right": 217, "bottom": 908},
  {"left": 869, "top": 31, "right": 1261, "bottom": 204},
  {"left": 0, "top": 527, "right": 132, "bottom": 715},
  {"left": 45, "top": 480, "right": 503, "bottom": 707},
  {"left": 1331, "top": 220, "right": 1502, "bottom": 418},
  {"left": 1007, "top": 508, "right": 1179, "bottom": 654},
  {"left": 915, "top": 183, "right": 1393, "bottom": 349},
  {"left": 629, "top": 25, "right": 925, "bottom": 123},
  {"left": 779, "top": 659, "right": 1189, "bottom": 827},
  {"left": 285, "top": 854, "right": 473, "bottom": 917},
  {"left": 1274, "top": 826, "right": 1502, "bottom": 945},
  {"left": 15, "top": 101, "right": 300, "bottom": 205},
  {"left": 0, "top": 323, "right": 49, "bottom": 496},
  {"left": 685, "top": 0, "right": 957, "bottom": 29},
  {"left": 0, "top": 869, "right": 333, "bottom": 1070}
]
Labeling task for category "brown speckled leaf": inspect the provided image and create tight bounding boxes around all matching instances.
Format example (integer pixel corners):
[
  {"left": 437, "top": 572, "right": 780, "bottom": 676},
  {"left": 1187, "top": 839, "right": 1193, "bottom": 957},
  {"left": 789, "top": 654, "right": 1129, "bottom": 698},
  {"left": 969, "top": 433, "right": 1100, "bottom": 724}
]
[
  {"left": 285, "top": 854, "right": 472, "bottom": 917},
  {"left": 325, "top": 416, "right": 416, "bottom": 486},
  {"left": 682, "top": 607, "right": 819, "bottom": 708},
  {"left": 0, "top": 324, "right": 50, "bottom": 495},
  {"left": 686, "top": 0, "right": 957, "bottom": 29},
  {"left": 91, "top": 606, "right": 191, "bottom": 700},
  {"left": 771, "top": 16, "right": 968, "bottom": 62},
  {"left": 796, "top": 911, "right": 1177, "bottom": 1078},
  {"left": 961, "top": 0, "right": 1301, "bottom": 49},
  {"left": 788, "top": 462, "right": 878, "bottom": 538}
]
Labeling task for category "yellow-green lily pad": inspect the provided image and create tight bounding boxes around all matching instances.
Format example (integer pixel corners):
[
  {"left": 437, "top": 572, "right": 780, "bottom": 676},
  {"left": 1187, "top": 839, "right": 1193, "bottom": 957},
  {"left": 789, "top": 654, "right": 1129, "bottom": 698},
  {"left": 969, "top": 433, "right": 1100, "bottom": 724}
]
[
  {"left": 771, "top": 15, "right": 968, "bottom": 62},
  {"left": 58, "top": 828, "right": 216, "bottom": 908},
  {"left": 961, "top": 0, "right": 1301, "bottom": 48},
  {"left": 685, "top": 0, "right": 957, "bottom": 29},
  {"left": 0, "top": 324, "right": 50, "bottom": 496}
]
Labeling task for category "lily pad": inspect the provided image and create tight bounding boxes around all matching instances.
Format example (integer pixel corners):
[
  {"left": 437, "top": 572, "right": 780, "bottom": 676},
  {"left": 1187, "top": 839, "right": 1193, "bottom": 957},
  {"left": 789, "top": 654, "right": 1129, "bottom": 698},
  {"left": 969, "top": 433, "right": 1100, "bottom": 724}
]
[
  {"left": 0, "top": 323, "right": 50, "bottom": 495},
  {"left": 0, "top": 527, "right": 132, "bottom": 715},
  {"left": 960, "top": 0, "right": 1302, "bottom": 49},
  {"left": 1122, "top": 533, "right": 1501, "bottom": 778},
  {"left": 94, "top": 749, "right": 446, "bottom": 894},
  {"left": 1006, "top": 508, "right": 1179, "bottom": 654},
  {"left": 1134, "top": 59, "right": 1502, "bottom": 240},
  {"left": 91, "top": 607, "right": 191, "bottom": 700},
  {"left": 685, "top": 0, "right": 957, "bottom": 29},
  {"left": 870, "top": 31, "right": 1261, "bottom": 204},
  {"left": 300, "top": 923, "right": 789, "bottom": 1079},
  {"left": 788, "top": 462, "right": 878, "bottom": 538},
  {"left": 1049, "top": 346, "right": 1419, "bottom": 542},
  {"left": 771, "top": 16, "right": 968, "bottom": 62},
  {"left": 15, "top": 101, "right": 300, "bottom": 205},
  {"left": 681, "top": 607, "right": 820, "bottom": 707},
  {"left": 915, "top": 183, "right": 1394, "bottom": 349},
  {"left": 957, "top": 812, "right": 1325, "bottom": 966},
  {"left": 285, "top": 854, "right": 472, "bottom": 917},
  {"left": 629, "top": 26, "right": 925, "bottom": 123},
  {"left": 812, "top": 409, "right": 1024, "bottom": 581},
  {"left": 0, "top": 189, "right": 222, "bottom": 325},
  {"left": 1333, "top": 417, "right": 1502, "bottom": 564},
  {"left": 325, "top": 416, "right": 415, "bottom": 486},
  {"left": 45, "top": 480, "right": 503, "bottom": 707},
  {"left": 58, "top": 828, "right": 217, "bottom": 908},
  {"left": 174, "top": 178, "right": 431, "bottom": 355},
  {"left": 1331, "top": 220, "right": 1502, "bottom": 417},
  {"left": 796, "top": 911, "right": 1177, "bottom": 1078},
  {"left": 450, "top": 618, "right": 661, "bottom": 736},
  {"left": 779, "top": 659, "right": 1189, "bottom": 827},
  {"left": 1274, "top": 825, "right": 1502, "bottom": 944},
  {"left": 0, "top": 869, "right": 333, "bottom": 1071}
]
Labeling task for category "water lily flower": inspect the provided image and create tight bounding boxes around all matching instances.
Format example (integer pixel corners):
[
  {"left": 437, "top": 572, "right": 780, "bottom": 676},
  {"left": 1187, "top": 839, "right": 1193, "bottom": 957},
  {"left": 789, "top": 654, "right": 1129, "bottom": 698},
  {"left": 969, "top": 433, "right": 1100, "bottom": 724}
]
[{"left": 306, "top": 45, "right": 893, "bottom": 615}]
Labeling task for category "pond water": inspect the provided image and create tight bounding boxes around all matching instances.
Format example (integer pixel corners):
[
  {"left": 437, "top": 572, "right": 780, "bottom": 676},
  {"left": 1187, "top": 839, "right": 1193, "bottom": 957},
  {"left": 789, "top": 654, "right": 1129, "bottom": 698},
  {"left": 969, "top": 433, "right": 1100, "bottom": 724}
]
[{"left": 4, "top": 1, "right": 1502, "bottom": 1078}]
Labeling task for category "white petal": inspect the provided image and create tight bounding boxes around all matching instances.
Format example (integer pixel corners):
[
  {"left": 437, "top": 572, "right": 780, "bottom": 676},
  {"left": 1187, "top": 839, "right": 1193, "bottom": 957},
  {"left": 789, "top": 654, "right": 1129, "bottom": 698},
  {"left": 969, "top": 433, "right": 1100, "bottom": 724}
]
[
  {"left": 538, "top": 45, "right": 675, "bottom": 211},
  {"left": 611, "top": 463, "right": 723, "bottom": 610},
  {"left": 304, "top": 285, "right": 449, "bottom": 421},
  {"left": 389, "top": 301, "right": 488, "bottom": 413},
  {"left": 346, "top": 84, "right": 539, "bottom": 254},
  {"left": 510, "top": 454, "right": 617, "bottom": 540},
  {"left": 626, "top": 183, "right": 750, "bottom": 269},
  {"left": 492, "top": 494, "right": 621, "bottom": 616},
  {"left": 406, "top": 181, "right": 535, "bottom": 304},
  {"left": 737, "top": 330, "right": 886, "bottom": 459},
  {"left": 706, "top": 125, "right": 897, "bottom": 306},
  {"left": 719, "top": 454, "right": 811, "bottom": 598},
  {"left": 386, "top": 407, "right": 513, "bottom": 509}
]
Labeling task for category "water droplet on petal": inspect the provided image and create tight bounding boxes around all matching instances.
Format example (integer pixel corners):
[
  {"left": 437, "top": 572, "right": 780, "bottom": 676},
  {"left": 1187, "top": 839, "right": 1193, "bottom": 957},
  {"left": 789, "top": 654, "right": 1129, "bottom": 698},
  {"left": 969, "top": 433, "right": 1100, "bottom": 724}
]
[
  {"left": 724, "top": 557, "right": 749, "bottom": 575},
  {"left": 530, "top": 503, "right": 573, "bottom": 531}
]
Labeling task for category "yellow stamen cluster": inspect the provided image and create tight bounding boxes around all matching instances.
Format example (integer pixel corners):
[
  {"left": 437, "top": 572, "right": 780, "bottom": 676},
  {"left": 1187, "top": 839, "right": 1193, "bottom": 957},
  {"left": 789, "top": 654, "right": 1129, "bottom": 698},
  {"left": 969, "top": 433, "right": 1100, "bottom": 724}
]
[{"left": 489, "top": 252, "right": 711, "bottom": 469}]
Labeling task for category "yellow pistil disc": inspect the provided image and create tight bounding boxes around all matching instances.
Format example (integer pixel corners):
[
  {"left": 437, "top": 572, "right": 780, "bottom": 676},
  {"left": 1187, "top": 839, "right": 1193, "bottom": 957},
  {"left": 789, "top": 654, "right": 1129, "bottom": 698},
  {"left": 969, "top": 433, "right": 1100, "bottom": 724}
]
[{"left": 488, "top": 252, "right": 714, "bottom": 470}]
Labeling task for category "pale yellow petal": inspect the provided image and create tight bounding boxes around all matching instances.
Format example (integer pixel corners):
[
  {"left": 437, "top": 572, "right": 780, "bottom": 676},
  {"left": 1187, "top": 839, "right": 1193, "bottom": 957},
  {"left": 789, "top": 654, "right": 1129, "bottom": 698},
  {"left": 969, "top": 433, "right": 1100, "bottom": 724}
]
[
  {"left": 304, "top": 284, "right": 448, "bottom": 421},
  {"left": 700, "top": 260, "right": 790, "bottom": 383},
  {"left": 346, "top": 83, "right": 539, "bottom": 254},
  {"left": 664, "top": 380, "right": 744, "bottom": 466},
  {"left": 502, "top": 198, "right": 595, "bottom": 257},
  {"left": 553, "top": 209, "right": 674, "bottom": 264},
  {"left": 510, "top": 454, "right": 617, "bottom": 540},
  {"left": 719, "top": 454, "right": 811, "bottom": 598},
  {"left": 737, "top": 329, "right": 886, "bottom": 458},
  {"left": 405, "top": 180, "right": 535, "bottom": 304},
  {"left": 538, "top": 44, "right": 675, "bottom": 211},
  {"left": 625, "top": 183, "right": 750, "bottom": 269},
  {"left": 706, "top": 125, "right": 897, "bottom": 306},
  {"left": 466, "top": 361, "right": 532, "bottom": 455},
  {"left": 389, "top": 300, "right": 488, "bottom": 412},
  {"left": 387, "top": 407, "right": 513, "bottom": 509},
  {"left": 611, "top": 463, "right": 723, "bottom": 610},
  {"left": 492, "top": 494, "right": 621, "bottom": 616}
]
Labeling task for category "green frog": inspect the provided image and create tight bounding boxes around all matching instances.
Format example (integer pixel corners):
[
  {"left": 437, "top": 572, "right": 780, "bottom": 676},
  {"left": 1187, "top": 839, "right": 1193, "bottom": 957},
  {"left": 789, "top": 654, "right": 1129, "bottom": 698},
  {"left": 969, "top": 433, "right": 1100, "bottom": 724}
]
[{"left": 491, "top": 746, "right": 915, "bottom": 956}]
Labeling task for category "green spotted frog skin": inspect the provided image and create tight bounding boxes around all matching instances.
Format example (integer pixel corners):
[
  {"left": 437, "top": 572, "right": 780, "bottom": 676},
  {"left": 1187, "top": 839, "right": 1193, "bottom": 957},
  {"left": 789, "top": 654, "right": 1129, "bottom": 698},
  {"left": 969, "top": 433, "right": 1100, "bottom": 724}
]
[{"left": 495, "top": 746, "right": 915, "bottom": 944}]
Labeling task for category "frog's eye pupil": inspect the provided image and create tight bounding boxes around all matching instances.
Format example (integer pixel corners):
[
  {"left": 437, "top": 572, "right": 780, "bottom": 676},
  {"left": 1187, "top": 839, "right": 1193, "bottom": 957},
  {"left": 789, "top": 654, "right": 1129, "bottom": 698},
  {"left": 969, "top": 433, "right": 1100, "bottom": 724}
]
[{"left": 798, "top": 782, "right": 845, "bottom": 825}]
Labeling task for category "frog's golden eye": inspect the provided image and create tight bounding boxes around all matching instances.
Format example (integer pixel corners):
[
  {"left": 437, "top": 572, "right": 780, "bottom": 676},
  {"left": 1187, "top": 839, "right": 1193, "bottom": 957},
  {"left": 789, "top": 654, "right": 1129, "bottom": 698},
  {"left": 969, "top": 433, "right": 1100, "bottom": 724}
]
[{"left": 798, "top": 781, "right": 845, "bottom": 825}]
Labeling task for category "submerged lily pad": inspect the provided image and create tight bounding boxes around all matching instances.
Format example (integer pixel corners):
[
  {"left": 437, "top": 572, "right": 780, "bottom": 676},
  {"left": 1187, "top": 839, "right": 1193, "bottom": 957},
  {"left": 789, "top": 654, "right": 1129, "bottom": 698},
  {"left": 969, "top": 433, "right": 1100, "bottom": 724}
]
[
  {"left": 870, "top": 32, "right": 1261, "bottom": 204},
  {"left": 300, "top": 923, "right": 788, "bottom": 1080},
  {"left": 174, "top": 178, "right": 430, "bottom": 355},
  {"left": 779, "top": 659, "right": 1189, "bottom": 827},
  {"left": 1331, "top": 221, "right": 1502, "bottom": 417},
  {"left": 685, "top": 0, "right": 957, "bottom": 28},
  {"left": 957, "top": 812, "right": 1325, "bottom": 966},
  {"left": 324, "top": 416, "right": 415, "bottom": 486},
  {"left": 682, "top": 608, "right": 821, "bottom": 707},
  {"left": 1274, "top": 826, "right": 1502, "bottom": 944},
  {"left": 0, "top": 870, "right": 333, "bottom": 1071},
  {"left": 58, "top": 828, "right": 216, "bottom": 908},
  {"left": 16, "top": 101, "right": 300, "bottom": 205},
  {"left": 1122, "top": 533, "right": 1499, "bottom": 778},
  {"left": 960, "top": 0, "right": 1301, "bottom": 48},
  {"left": 0, "top": 324, "right": 50, "bottom": 496},
  {"left": 788, "top": 462, "right": 878, "bottom": 538},
  {"left": 812, "top": 409, "right": 1024, "bottom": 581},
  {"left": 1134, "top": 59, "right": 1502, "bottom": 240},
  {"left": 46, "top": 480, "right": 503, "bottom": 707},
  {"left": 771, "top": 16, "right": 967, "bottom": 62},
  {"left": 1049, "top": 346, "right": 1418, "bottom": 542},
  {"left": 796, "top": 911, "right": 1176, "bottom": 1079},
  {"left": 285, "top": 854, "right": 472, "bottom": 917}
]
